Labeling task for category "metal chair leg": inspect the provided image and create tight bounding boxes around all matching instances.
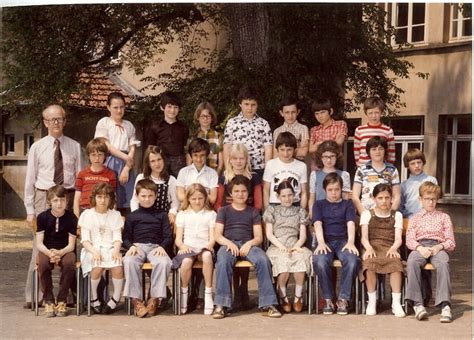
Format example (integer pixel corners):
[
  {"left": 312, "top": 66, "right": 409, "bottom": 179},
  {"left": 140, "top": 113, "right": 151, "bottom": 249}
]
[
  {"left": 34, "top": 267, "right": 39, "bottom": 316},
  {"left": 361, "top": 279, "right": 366, "bottom": 314},
  {"left": 404, "top": 275, "right": 409, "bottom": 315},
  {"left": 76, "top": 266, "right": 81, "bottom": 316},
  {"left": 307, "top": 273, "right": 313, "bottom": 315},
  {"left": 87, "top": 273, "right": 91, "bottom": 317},
  {"left": 315, "top": 273, "right": 319, "bottom": 314},
  {"left": 177, "top": 268, "right": 182, "bottom": 316},
  {"left": 355, "top": 276, "right": 360, "bottom": 315}
]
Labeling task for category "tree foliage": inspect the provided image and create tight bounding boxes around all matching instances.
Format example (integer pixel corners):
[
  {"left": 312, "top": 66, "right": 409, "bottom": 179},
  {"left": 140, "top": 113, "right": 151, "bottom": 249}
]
[
  {"left": 2, "top": 3, "right": 422, "bottom": 129},
  {"left": 155, "top": 3, "right": 421, "bottom": 130},
  {"left": 1, "top": 4, "right": 203, "bottom": 112}
]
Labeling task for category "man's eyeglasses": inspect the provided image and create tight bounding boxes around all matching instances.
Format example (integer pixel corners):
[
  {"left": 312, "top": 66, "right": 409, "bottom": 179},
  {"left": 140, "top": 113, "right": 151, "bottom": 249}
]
[{"left": 44, "top": 117, "right": 65, "bottom": 124}]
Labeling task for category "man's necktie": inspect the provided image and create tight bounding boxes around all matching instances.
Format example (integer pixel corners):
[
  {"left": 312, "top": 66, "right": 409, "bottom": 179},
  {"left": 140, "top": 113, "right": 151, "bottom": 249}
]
[{"left": 53, "top": 138, "right": 64, "bottom": 185}]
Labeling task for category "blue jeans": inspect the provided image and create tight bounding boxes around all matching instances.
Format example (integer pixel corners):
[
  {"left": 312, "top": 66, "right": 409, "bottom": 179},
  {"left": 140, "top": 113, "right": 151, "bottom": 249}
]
[
  {"left": 214, "top": 241, "right": 278, "bottom": 308},
  {"left": 312, "top": 239, "right": 361, "bottom": 300}
]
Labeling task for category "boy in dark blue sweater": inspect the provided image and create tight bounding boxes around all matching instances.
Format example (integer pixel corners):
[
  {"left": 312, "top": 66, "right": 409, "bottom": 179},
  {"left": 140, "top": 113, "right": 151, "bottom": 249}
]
[{"left": 123, "top": 179, "right": 173, "bottom": 317}]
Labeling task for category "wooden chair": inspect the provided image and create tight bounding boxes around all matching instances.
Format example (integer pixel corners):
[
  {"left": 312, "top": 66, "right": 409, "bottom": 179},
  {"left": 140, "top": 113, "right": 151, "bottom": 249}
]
[
  {"left": 310, "top": 259, "right": 362, "bottom": 315},
  {"left": 32, "top": 261, "right": 82, "bottom": 316}
]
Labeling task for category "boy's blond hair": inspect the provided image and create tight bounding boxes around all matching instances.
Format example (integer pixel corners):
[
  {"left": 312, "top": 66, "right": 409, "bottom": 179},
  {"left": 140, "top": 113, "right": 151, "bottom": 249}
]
[
  {"left": 363, "top": 96, "right": 385, "bottom": 113},
  {"left": 403, "top": 148, "right": 426, "bottom": 168},
  {"left": 419, "top": 181, "right": 442, "bottom": 199}
]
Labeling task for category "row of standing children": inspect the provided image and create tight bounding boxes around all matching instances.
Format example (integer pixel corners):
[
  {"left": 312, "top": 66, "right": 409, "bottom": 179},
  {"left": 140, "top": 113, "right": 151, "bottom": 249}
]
[{"left": 34, "top": 88, "right": 455, "bottom": 323}]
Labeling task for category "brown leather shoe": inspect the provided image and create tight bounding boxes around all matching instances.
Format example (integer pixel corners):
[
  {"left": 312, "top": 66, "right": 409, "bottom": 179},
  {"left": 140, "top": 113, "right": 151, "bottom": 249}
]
[
  {"left": 293, "top": 296, "right": 303, "bottom": 313},
  {"left": 146, "top": 298, "right": 158, "bottom": 317},
  {"left": 280, "top": 297, "right": 292, "bottom": 313},
  {"left": 132, "top": 299, "right": 148, "bottom": 318}
]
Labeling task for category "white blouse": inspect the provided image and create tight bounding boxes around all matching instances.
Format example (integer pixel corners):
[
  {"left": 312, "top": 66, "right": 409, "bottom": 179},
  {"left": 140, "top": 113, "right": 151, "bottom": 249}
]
[
  {"left": 176, "top": 209, "right": 216, "bottom": 250},
  {"left": 94, "top": 116, "right": 140, "bottom": 152},
  {"left": 79, "top": 208, "right": 124, "bottom": 248}
]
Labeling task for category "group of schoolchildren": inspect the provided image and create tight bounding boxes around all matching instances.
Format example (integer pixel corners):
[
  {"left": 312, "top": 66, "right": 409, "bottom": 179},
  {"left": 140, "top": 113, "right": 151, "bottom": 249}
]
[{"left": 35, "top": 86, "right": 455, "bottom": 324}]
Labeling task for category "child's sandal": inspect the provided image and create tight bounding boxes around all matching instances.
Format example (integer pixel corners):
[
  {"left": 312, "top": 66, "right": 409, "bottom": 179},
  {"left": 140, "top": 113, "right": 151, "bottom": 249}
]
[
  {"left": 90, "top": 298, "right": 102, "bottom": 314},
  {"left": 103, "top": 297, "right": 119, "bottom": 315}
]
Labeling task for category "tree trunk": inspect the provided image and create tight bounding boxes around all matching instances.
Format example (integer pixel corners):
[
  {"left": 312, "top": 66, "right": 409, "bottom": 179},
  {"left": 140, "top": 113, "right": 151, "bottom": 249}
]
[{"left": 224, "top": 3, "right": 270, "bottom": 67}]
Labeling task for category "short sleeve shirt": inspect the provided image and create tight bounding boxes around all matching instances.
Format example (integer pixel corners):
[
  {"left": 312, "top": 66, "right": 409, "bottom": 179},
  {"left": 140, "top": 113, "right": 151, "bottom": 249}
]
[
  {"left": 263, "top": 158, "right": 307, "bottom": 204},
  {"left": 176, "top": 209, "right": 216, "bottom": 250},
  {"left": 216, "top": 205, "right": 261, "bottom": 243},
  {"left": 354, "top": 161, "right": 400, "bottom": 211},
  {"left": 360, "top": 210, "right": 403, "bottom": 229},
  {"left": 223, "top": 113, "right": 272, "bottom": 170},
  {"left": 36, "top": 209, "right": 77, "bottom": 249},
  {"left": 75, "top": 166, "right": 117, "bottom": 208},
  {"left": 176, "top": 164, "right": 218, "bottom": 191},
  {"left": 79, "top": 208, "right": 123, "bottom": 248},
  {"left": 313, "top": 199, "right": 356, "bottom": 241},
  {"left": 94, "top": 117, "right": 140, "bottom": 152}
]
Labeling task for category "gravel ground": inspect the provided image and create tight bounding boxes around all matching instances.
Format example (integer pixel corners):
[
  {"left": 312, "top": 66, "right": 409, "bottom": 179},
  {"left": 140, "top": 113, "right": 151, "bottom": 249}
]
[{"left": 0, "top": 219, "right": 472, "bottom": 339}]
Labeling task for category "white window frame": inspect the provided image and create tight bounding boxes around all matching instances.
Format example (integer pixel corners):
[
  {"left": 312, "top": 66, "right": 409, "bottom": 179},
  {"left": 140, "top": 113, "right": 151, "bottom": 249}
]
[
  {"left": 389, "top": 3, "right": 428, "bottom": 45},
  {"left": 442, "top": 116, "right": 472, "bottom": 199},
  {"left": 450, "top": 3, "right": 472, "bottom": 41}
]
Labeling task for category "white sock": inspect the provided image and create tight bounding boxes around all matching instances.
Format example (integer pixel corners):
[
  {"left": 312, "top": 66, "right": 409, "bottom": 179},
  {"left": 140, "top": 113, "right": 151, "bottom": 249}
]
[
  {"left": 90, "top": 279, "right": 100, "bottom": 306},
  {"left": 181, "top": 287, "right": 189, "bottom": 308},
  {"left": 204, "top": 287, "right": 213, "bottom": 313},
  {"left": 108, "top": 278, "right": 124, "bottom": 308},
  {"left": 279, "top": 286, "right": 287, "bottom": 298},
  {"left": 295, "top": 284, "right": 304, "bottom": 298},
  {"left": 391, "top": 292, "right": 402, "bottom": 307},
  {"left": 368, "top": 291, "right": 377, "bottom": 304}
]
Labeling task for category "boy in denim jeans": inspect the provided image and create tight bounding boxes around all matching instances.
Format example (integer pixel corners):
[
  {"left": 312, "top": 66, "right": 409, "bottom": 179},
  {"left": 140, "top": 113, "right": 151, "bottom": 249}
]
[{"left": 312, "top": 173, "right": 360, "bottom": 315}]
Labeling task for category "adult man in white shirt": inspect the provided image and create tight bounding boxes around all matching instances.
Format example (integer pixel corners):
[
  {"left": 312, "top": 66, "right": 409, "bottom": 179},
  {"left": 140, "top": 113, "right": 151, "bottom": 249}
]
[{"left": 23, "top": 104, "right": 82, "bottom": 308}]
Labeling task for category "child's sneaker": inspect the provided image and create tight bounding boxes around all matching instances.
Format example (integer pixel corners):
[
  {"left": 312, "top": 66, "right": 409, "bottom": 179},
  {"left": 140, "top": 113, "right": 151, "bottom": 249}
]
[
  {"left": 336, "top": 299, "right": 348, "bottom": 315},
  {"left": 322, "top": 299, "right": 334, "bottom": 315},
  {"left": 55, "top": 302, "right": 67, "bottom": 317},
  {"left": 391, "top": 304, "right": 406, "bottom": 318},
  {"left": 44, "top": 302, "right": 56, "bottom": 318},
  {"left": 440, "top": 305, "right": 452, "bottom": 323},
  {"left": 414, "top": 305, "right": 428, "bottom": 321}
]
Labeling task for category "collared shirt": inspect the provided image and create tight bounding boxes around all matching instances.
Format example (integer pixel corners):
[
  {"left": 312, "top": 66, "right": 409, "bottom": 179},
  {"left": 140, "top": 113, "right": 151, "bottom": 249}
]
[
  {"left": 176, "top": 164, "right": 218, "bottom": 191},
  {"left": 354, "top": 161, "right": 400, "bottom": 211},
  {"left": 354, "top": 123, "right": 395, "bottom": 166},
  {"left": 400, "top": 172, "right": 438, "bottom": 218},
  {"left": 145, "top": 119, "right": 189, "bottom": 157},
  {"left": 273, "top": 121, "right": 309, "bottom": 148},
  {"left": 223, "top": 112, "right": 273, "bottom": 170},
  {"left": 194, "top": 128, "right": 223, "bottom": 171},
  {"left": 406, "top": 209, "right": 456, "bottom": 252},
  {"left": 176, "top": 209, "right": 216, "bottom": 250},
  {"left": 24, "top": 135, "right": 82, "bottom": 215},
  {"left": 310, "top": 119, "right": 348, "bottom": 144},
  {"left": 94, "top": 117, "right": 140, "bottom": 152}
]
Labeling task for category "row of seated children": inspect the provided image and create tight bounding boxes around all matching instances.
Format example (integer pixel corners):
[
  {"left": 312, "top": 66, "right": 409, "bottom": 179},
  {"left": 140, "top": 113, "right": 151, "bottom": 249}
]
[{"left": 36, "top": 173, "right": 455, "bottom": 324}]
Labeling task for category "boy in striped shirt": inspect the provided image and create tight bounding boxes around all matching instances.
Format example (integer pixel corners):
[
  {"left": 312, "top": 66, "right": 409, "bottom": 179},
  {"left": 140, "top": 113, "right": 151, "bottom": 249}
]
[{"left": 354, "top": 97, "right": 395, "bottom": 166}]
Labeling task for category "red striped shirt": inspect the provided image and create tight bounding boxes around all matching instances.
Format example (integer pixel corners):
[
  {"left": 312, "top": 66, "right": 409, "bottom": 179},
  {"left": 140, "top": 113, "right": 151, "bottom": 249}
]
[{"left": 354, "top": 124, "right": 395, "bottom": 166}]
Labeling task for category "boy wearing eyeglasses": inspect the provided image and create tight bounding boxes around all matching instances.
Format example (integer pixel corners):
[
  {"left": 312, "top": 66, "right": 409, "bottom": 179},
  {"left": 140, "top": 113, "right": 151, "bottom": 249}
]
[{"left": 405, "top": 182, "right": 456, "bottom": 323}]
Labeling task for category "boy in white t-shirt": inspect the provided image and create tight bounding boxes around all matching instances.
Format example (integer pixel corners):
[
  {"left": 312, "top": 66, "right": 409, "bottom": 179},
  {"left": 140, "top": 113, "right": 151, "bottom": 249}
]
[{"left": 263, "top": 132, "right": 308, "bottom": 209}]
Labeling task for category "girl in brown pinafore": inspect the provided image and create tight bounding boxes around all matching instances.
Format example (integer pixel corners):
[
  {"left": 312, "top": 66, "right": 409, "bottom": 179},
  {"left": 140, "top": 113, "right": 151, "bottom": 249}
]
[{"left": 360, "top": 183, "right": 405, "bottom": 317}]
